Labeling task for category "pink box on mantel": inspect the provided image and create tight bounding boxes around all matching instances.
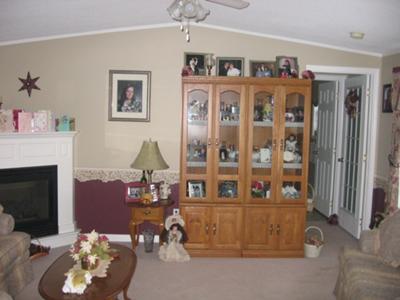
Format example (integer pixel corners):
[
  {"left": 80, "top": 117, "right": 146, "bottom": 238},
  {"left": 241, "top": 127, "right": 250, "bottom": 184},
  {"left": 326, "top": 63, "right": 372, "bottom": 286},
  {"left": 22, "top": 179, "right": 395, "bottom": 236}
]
[{"left": 18, "top": 112, "right": 33, "bottom": 132}]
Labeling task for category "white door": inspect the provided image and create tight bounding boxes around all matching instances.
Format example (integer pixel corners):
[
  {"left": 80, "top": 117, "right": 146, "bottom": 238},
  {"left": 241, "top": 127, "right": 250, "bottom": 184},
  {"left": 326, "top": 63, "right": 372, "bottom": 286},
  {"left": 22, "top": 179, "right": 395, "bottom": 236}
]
[
  {"left": 314, "top": 81, "right": 338, "bottom": 217},
  {"left": 338, "top": 75, "right": 368, "bottom": 238}
]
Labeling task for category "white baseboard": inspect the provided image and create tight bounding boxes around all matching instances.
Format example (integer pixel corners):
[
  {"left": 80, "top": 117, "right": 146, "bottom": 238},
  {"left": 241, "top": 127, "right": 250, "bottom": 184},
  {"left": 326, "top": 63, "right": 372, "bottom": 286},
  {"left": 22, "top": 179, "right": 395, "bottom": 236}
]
[
  {"left": 35, "top": 232, "right": 159, "bottom": 248},
  {"left": 108, "top": 234, "right": 160, "bottom": 243}
]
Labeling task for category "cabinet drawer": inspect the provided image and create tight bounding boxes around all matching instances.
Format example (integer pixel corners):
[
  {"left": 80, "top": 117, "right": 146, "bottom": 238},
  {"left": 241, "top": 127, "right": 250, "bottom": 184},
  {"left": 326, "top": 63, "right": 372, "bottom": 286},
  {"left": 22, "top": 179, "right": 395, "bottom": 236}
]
[{"left": 133, "top": 207, "right": 162, "bottom": 221}]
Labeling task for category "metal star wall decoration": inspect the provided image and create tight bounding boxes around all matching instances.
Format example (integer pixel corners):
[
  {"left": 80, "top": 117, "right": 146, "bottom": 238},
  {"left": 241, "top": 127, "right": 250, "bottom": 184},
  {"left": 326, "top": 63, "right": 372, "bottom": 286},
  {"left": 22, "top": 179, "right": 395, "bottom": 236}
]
[{"left": 18, "top": 72, "right": 40, "bottom": 97}]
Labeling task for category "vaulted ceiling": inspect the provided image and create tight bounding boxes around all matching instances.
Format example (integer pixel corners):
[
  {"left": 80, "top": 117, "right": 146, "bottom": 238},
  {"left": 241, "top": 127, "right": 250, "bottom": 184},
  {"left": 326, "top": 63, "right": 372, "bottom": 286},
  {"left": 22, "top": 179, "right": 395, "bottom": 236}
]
[{"left": 1, "top": 0, "right": 399, "bottom": 56}]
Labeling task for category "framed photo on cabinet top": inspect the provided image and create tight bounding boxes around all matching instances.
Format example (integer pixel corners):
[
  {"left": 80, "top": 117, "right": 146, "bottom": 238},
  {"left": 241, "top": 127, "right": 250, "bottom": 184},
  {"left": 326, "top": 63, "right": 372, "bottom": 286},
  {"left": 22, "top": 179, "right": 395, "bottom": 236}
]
[
  {"left": 217, "top": 57, "right": 244, "bottom": 77},
  {"left": 108, "top": 70, "right": 151, "bottom": 122},
  {"left": 275, "top": 56, "right": 299, "bottom": 78},
  {"left": 184, "top": 52, "right": 208, "bottom": 75},
  {"left": 249, "top": 60, "right": 275, "bottom": 77}
]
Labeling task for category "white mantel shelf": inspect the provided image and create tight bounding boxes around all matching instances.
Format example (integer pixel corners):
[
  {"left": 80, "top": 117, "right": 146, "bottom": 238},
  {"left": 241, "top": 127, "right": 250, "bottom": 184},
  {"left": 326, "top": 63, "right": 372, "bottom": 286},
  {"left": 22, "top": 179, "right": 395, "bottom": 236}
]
[
  {"left": 0, "top": 131, "right": 78, "bottom": 247},
  {"left": 0, "top": 131, "right": 77, "bottom": 139}
]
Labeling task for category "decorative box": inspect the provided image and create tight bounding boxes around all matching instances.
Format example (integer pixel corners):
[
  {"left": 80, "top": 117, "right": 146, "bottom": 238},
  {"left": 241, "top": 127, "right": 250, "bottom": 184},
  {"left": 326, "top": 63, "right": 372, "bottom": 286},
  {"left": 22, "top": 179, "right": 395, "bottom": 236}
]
[
  {"left": 18, "top": 112, "right": 33, "bottom": 132},
  {"left": 0, "top": 110, "right": 14, "bottom": 132},
  {"left": 33, "top": 110, "right": 49, "bottom": 132},
  {"left": 57, "top": 115, "right": 70, "bottom": 131},
  {"left": 13, "top": 109, "right": 23, "bottom": 131}
]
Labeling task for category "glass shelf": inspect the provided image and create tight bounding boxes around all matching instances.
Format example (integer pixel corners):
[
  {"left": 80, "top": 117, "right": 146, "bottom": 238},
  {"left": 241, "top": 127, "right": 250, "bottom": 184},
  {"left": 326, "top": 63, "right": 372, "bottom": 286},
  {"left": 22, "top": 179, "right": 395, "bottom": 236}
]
[
  {"left": 252, "top": 162, "right": 272, "bottom": 168},
  {"left": 283, "top": 163, "right": 302, "bottom": 169},
  {"left": 219, "top": 161, "right": 239, "bottom": 168},
  {"left": 253, "top": 121, "right": 273, "bottom": 127},
  {"left": 285, "top": 122, "right": 304, "bottom": 128},
  {"left": 220, "top": 120, "right": 240, "bottom": 127},
  {"left": 187, "top": 161, "right": 206, "bottom": 167},
  {"left": 188, "top": 120, "right": 207, "bottom": 126}
]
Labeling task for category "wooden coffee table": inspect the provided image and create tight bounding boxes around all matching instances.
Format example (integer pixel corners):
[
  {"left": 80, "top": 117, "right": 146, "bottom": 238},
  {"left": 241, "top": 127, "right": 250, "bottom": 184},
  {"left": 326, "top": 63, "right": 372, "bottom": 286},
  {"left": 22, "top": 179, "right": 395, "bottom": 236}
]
[{"left": 38, "top": 243, "right": 136, "bottom": 300}]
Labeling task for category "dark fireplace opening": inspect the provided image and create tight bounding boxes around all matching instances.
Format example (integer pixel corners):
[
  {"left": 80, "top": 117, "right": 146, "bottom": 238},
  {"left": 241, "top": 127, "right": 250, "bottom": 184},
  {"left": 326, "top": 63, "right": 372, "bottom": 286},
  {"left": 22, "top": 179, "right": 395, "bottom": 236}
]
[{"left": 0, "top": 165, "right": 58, "bottom": 238}]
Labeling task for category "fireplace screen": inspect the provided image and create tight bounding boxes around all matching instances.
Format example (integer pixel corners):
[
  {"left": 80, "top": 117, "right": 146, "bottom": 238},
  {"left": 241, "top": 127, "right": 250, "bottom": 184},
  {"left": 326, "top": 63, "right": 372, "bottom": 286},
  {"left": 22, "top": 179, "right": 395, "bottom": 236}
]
[{"left": 0, "top": 165, "right": 58, "bottom": 237}]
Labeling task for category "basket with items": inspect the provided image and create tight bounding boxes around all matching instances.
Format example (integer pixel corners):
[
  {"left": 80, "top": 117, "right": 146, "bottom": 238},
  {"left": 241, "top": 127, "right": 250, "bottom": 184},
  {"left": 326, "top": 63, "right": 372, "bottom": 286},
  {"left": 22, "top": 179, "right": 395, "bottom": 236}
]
[{"left": 304, "top": 226, "right": 324, "bottom": 258}]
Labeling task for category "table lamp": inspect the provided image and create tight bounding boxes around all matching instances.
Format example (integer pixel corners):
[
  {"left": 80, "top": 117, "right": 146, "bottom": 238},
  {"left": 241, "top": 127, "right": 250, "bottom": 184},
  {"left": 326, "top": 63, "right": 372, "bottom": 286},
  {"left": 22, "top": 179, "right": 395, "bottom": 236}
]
[{"left": 131, "top": 139, "right": 169, "bottom": 183}]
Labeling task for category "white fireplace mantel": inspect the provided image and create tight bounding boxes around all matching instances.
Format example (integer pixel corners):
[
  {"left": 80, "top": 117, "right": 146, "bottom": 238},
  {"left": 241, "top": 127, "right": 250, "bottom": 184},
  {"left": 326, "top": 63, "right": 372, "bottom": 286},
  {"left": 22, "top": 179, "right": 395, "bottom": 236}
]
[{"left": 0, "top": 132, "right": 77, "bottom": 247}]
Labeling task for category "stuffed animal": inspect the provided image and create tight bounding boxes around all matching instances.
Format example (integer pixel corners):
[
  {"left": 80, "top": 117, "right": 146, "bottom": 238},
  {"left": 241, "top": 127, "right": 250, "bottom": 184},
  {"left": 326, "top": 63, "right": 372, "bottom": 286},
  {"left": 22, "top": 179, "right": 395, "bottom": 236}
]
[{"left": 158, "top": 215, "right": 190, "bottom": 262}]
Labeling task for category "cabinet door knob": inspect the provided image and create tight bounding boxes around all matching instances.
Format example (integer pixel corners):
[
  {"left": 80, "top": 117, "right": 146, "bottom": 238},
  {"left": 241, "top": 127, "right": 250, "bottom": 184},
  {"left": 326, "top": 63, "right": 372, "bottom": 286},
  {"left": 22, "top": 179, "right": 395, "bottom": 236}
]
[
  {"left": 280, "top": 139, "right": 284, "bottom": 151},
  {"left": 215, "top": 138, "right": 219, "bottom": 146},
  {"left": 269, "top": 224, "right": 274, "bottom": 235},
  {"left": 276, "top": 224, "right": 280, "bottom": 235},
  {"left": 205, "top": 224, "right": 209, "bottom": 234},
  {"left": 144, "top": 209, "right": 151, "bottom": 215},
  {"left": 273, "top": 139, "right": 277, "bottom": 150},
  {"left": 208, "top": 138, "right": 212, "bottom": 146},
  {"left": 212, "top": 224, "right": 217, "bottom": 235}
]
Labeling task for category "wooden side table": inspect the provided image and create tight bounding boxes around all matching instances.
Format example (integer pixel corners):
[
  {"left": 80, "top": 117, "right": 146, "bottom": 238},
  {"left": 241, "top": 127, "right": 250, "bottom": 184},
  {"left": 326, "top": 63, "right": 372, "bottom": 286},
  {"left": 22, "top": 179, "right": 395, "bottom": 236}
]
[{"left": 126, "top": 199, "right": 174, "bottom": 249}]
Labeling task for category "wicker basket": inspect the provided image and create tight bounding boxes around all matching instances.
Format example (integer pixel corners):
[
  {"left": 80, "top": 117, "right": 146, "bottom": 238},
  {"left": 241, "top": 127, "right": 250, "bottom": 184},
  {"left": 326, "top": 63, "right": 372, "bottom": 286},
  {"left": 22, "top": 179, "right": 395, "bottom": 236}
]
[{"left": 304, "top": 226, "right": 324, "bottom": 258}]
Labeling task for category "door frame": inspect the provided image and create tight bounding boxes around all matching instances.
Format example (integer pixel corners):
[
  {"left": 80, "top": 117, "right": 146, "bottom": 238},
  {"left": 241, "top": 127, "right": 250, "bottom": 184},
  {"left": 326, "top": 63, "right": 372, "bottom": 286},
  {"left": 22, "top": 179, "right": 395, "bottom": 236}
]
[{"left": 306, "top": 65, "right": 380, "bottom": 234}]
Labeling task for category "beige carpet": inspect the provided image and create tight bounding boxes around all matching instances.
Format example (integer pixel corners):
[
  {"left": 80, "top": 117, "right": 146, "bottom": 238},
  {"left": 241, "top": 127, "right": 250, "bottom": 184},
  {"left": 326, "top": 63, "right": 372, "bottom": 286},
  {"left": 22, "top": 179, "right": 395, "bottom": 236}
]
[{"left": 15, "top": 221, "right": 356, "bottom": 300}]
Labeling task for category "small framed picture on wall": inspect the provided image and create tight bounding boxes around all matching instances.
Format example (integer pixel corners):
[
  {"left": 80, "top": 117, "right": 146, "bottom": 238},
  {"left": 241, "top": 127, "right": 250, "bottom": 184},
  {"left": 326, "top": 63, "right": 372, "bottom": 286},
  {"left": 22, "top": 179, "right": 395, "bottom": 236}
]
[
  {"left": 382, "top": 83, "right": 393, "bottom": 113},
  {"left": 217, "top": 57, "right": 244, "bottom": 77}
]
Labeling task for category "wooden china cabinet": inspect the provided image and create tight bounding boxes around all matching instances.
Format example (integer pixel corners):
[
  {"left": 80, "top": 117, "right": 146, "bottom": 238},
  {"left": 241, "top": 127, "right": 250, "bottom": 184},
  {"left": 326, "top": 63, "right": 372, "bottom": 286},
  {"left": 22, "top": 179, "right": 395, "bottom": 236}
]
[{"left": 180, "top": 76, "right": 311, "bottom": 257}]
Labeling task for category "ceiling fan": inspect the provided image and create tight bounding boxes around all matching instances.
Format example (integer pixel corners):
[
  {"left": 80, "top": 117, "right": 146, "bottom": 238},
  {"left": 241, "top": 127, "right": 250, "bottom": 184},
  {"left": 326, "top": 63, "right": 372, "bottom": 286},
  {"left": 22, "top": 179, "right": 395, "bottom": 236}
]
[
  {"left": 168, "top": 0, "right": 249, "bottom": 41},
  {"left": 205, "top": 0, "right": 249, "bottom": 9}
]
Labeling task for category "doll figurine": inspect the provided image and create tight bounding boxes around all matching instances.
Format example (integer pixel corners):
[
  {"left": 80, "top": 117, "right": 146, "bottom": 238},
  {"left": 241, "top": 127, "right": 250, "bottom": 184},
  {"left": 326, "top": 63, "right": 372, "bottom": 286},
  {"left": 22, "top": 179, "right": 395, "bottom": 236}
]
[
  {"left": 285, "top": 134, "right": 297, "bottom": 152},
  {"left": 159, "top": 215, "right": 190, "bottom": 262}
]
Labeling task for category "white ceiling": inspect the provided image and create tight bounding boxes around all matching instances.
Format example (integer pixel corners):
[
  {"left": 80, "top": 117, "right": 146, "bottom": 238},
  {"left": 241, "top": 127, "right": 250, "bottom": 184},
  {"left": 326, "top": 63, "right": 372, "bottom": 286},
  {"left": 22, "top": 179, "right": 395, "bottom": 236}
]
[{"left": 1, "top": 0, "right": 399, "bottom": 56}]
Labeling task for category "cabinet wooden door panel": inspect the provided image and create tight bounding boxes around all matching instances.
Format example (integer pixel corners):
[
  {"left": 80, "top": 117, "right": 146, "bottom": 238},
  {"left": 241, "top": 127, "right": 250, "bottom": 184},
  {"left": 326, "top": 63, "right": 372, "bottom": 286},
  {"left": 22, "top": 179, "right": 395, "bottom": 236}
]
[
  {"left": 211, "top": 207, "right": 242, "bottom": 250},
  {"left": 181, "top": 206, "right": 210, "bottom": 249},
  {"left": 278, "top": 208, "right": 305, "bottom": 250},
  {"left": 244, "top": 208, "right": 277, "bottom": 250}
]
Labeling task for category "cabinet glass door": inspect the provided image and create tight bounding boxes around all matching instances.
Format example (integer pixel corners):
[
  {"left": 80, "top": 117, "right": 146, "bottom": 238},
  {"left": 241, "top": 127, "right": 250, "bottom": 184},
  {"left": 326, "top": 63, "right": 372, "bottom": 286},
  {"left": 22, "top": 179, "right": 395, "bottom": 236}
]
[
  {"left": 215, "top": 85, "right": 245, "bottom": 201},
  {"left": 248, "top": 88, "right": 277, "bottom": 202},
  {"left": 185, "top": 86, "right": 211, "bottom": 200},
  {"left": 281, "top": 90, "right": 306, "bottom": 201}
]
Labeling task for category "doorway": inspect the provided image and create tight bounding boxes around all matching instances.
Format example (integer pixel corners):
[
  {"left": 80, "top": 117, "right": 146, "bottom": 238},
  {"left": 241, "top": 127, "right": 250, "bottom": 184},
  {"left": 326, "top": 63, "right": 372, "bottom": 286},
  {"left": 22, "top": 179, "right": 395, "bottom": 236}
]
[{"left": 307, "top": 65, "right": 380, "bottom": 238}]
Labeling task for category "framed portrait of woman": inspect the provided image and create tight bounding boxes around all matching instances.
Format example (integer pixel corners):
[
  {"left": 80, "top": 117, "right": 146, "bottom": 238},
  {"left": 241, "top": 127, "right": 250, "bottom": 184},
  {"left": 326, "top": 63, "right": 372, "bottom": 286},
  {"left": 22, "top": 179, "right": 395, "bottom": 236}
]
[{"left": 108, "top": 70, "right": 151, "bottom": 122}]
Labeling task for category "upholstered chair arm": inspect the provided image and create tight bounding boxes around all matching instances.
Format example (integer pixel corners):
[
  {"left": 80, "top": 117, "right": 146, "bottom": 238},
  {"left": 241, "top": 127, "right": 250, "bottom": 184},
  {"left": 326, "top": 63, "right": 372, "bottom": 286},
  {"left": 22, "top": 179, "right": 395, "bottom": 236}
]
[{"left": 359, "top": 229, "right": 380, "bottom": 255}]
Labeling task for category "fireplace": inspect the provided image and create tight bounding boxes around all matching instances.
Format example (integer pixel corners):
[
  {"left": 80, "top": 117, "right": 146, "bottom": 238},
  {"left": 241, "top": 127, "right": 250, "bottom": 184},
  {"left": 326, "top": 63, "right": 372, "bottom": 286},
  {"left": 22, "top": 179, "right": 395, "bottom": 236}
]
[
  {"left": 0, "top": 132, "right": 76, "bottom": 247},
  {"left": 0, "top": 165, "right": 58, "bottom": 237}
]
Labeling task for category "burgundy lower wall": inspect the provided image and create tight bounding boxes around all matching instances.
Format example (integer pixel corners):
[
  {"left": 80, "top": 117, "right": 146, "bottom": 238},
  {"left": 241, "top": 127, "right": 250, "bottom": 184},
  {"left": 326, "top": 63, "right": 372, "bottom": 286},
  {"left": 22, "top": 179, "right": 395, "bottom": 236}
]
[{"left": 74, "top": 179, "right": 179, "bottom": 234}]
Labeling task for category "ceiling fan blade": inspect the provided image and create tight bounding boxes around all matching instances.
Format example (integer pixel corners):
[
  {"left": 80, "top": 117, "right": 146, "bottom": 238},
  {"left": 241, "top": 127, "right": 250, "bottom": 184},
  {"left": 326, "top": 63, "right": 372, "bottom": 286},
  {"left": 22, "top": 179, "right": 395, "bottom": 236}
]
[{"left": 206, "top": 0, "right": 249, "bottom": 9}]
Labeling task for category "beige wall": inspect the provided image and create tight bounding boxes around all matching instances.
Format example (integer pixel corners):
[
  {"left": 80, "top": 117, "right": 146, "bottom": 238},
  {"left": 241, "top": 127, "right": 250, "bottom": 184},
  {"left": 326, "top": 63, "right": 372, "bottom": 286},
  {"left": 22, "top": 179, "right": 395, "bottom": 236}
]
[
  {"left": 376, "top": 53, "right": 400, "bottom": 180},
  {"left": 0, "top": 26, "right": 381, "bottom": 172}
]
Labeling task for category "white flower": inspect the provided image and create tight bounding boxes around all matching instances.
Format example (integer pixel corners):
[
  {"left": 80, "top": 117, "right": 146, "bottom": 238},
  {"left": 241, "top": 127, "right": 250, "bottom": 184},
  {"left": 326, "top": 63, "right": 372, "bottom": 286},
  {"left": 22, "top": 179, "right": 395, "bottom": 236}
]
[
  {"left": 80, "top": 241, "right": 92, "bottom": 254},
  {"left": 87, "top": 255, "right": 97, "bottom": 265},
  {"left": 72, "top": 253, "right": 80, "bottom": 261},
  {"left": 87, "top": 230, "right": 99, "bottom": 244}
]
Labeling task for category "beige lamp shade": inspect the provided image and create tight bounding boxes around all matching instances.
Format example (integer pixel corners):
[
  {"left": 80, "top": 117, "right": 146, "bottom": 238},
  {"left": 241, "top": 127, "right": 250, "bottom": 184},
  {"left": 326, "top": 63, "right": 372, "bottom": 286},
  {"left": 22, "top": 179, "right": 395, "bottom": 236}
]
[{"left": 131, "top": 140, "right": 169, "bottom": 171}]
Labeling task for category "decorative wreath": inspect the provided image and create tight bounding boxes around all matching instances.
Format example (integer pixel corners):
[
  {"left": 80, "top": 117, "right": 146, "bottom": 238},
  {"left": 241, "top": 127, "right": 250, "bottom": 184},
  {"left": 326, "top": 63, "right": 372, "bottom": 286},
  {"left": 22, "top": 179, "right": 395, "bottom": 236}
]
[{"left": 345, "top": 89, "right": 360, "bottom": 118}]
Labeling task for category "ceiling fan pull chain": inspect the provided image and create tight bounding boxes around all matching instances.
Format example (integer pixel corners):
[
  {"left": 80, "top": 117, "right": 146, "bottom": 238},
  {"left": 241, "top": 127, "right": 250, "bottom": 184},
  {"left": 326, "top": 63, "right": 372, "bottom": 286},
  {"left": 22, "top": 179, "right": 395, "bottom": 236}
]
[{"left": 185, "top": 20, "right": 190, "bottom": 42}]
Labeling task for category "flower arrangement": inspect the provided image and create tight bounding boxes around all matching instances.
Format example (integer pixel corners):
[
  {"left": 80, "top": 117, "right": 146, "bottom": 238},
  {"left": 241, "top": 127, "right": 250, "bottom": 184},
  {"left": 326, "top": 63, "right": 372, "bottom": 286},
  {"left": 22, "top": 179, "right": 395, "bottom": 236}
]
[
  {"left": 305, "top": 235, "right": 324, "bottom": 248},
  {"left": 70, "top": 230, "right": 111, "bottom": 269}
]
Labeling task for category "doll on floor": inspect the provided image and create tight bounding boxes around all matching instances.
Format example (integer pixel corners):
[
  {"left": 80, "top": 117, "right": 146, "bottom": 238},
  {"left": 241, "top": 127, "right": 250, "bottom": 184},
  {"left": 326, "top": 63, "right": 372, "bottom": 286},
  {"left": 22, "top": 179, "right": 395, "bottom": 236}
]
[{"left": 158, "top": 215, "right": 190, "bottom": 262}]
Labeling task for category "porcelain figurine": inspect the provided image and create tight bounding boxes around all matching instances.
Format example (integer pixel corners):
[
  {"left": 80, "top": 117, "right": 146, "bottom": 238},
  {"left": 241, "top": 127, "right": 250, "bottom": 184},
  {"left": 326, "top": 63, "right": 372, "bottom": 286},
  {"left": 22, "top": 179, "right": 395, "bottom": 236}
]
[{"left": 160, "top": 182, "right": 171, "bottom": 200}]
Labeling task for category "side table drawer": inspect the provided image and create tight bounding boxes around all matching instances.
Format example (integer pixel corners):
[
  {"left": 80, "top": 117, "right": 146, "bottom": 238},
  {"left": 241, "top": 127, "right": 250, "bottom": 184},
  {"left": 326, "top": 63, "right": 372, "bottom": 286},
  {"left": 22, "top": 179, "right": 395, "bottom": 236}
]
[{"left": 133, "top": 207, "right": 162, "bottom": 221}]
